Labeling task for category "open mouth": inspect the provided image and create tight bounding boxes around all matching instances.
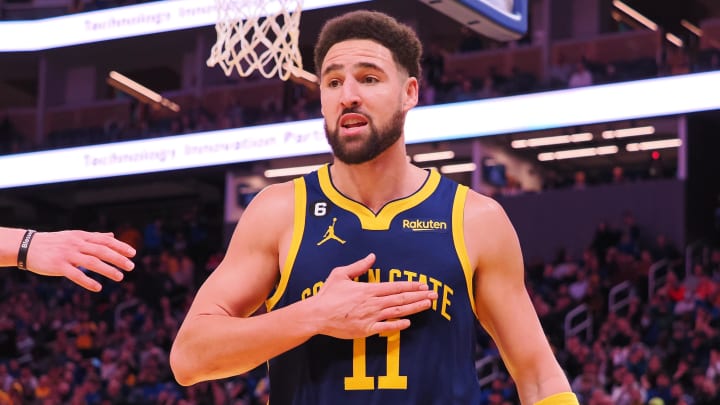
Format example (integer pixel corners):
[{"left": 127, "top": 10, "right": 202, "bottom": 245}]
[{"left": 340, "top": 113, "right": 368, "bottom": 129}]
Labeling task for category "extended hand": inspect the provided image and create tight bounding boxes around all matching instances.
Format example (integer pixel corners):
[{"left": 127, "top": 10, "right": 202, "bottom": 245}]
[
  {"left": 310, "top": 253, "right": 437, "bottom": 339},
  {"left": 26, "top": 230, "right": 136, "bottom": 292}
]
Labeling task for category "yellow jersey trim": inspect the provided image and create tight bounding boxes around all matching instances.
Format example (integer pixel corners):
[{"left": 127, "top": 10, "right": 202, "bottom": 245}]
[
  {"left": 451, "top": 185, "right": 478, "bottom": 319},
  {"left": 317, "top": 164, "right": 441, "bottom": 230},
  {"left": 534, "top": 392, "right": 580, "bottom": 405},
  {"left": 266, "top": 177, "right": 306, "bottom": 311}
]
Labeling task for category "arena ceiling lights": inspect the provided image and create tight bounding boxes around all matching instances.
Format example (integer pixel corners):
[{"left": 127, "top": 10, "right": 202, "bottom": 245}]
[
  {"left": 537, "top": 146, "right": 619, "bottom": 162},
  {"left": 612, "top": 0, "right": 686, "bottom": 48},
  {"left": 107, "top": 71, "right": 180, "bottom": 112},
  {"left": 601, "top": 126, "right": 656, "bottom": 139},
  {"left": 511, "top": 133, "right": 594, "bottom": 149},
  {"left": 626, "top": 139, "right": 683, "bottom": 152}
]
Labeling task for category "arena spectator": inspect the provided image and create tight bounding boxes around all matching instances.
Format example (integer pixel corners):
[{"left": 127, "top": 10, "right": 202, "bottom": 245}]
[{"left": 568, "top": 61, "right": 594, "bottom": 88}]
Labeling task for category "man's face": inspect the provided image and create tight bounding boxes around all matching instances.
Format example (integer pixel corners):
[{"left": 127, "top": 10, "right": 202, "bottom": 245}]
[{"left": 319, "top": 39, "right": 418, "bottom": 164}]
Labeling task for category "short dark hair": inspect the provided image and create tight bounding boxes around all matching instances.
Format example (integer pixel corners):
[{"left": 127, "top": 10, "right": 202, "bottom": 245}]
[{"left": 313, "top": 10, "right": 422, "bottom": 79}]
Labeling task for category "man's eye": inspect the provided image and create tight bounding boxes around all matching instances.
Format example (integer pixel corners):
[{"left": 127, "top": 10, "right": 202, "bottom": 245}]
[
  {"left": 363, "top": 76, "right": 379, "bottom": 84},
  {"left": 327, "top": 79, "right": 341, "bottom": 88}
]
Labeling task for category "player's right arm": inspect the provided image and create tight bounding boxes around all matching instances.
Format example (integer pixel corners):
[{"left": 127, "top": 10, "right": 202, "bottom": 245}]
[{"left": 169, "top": 181, "right": 436, "bottom": 386}]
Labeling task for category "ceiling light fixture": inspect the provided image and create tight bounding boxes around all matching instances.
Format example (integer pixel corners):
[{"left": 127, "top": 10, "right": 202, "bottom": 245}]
[
  {"left": 440, "top": 163, "right": 477, "bottom": 174},
  {"left": 612, "top": 0, "right": 658, "bottom": 31},
  {"left": 681, "top": 20, "right": 703, "bottom": 37},
  {"left": 107, "top": 71, "right": 180, "bottom": 112},
  {"left": 626, "top": 139, "right": 682, "bottom": 152},
  {"left": 665, "top": 32, "right": 684, "bottom": 48},
  {"left": 537, "top": 145, "right": 619, "bottom": 161},
  {"left": 511, "top": 132, "right": 593, "bottom": 149},
  {"left": 264, "top": 164, "right": 323, "bottom": 178},
  {"left": 601, "top": 125, "right": 656, "bottom": 139},
  {"left": 413, "top": 150, "right": 455, "bottom": 162}
]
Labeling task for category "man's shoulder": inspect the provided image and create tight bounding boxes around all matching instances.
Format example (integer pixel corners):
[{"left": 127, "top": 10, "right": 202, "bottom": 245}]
[
  {"left": 244, "top": 181, "right": 298, "bottom": 216},
  {"left": 459, "top": 187, "right": 513, "bottom": 231}
]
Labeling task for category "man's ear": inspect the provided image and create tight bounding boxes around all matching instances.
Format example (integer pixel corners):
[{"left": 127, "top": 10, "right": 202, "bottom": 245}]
[{"left": 403, "top": 76, "right": 419, "bottom": 111}]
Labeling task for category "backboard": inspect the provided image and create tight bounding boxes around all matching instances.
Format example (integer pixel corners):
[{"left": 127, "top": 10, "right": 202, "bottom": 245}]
[{"left": 418, "top": 0, "right": 529, "bottom": 41}]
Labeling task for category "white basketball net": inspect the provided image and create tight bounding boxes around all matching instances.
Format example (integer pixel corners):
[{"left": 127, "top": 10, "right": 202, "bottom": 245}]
[{"left": 207, "top": 0, "right": 308, "bottom": 81}]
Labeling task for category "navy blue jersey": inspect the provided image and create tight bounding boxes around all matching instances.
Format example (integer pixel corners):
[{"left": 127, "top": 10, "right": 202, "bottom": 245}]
[{"left": 265, "top": 164, "right": 482, "bottom": 405}]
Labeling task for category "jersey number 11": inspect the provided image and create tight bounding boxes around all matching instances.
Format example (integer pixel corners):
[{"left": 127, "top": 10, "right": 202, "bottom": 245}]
[{"left": 344, "top": 331, "right": 407, "bottom": 390}]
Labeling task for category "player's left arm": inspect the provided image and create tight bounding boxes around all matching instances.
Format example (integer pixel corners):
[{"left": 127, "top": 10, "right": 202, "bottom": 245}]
[{"left": 464, "top": 191, "right": 578, "bottom": 405}]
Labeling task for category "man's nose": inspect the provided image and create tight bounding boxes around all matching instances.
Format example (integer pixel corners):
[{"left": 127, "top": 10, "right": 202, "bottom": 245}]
[{"left": 340, "top": 79, "right": 361, "bottom": 108}]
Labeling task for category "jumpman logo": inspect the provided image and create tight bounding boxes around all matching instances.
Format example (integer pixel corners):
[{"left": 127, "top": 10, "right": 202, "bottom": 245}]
[{"left": 317, "top": 217, "right": 346, "bottom": 245}]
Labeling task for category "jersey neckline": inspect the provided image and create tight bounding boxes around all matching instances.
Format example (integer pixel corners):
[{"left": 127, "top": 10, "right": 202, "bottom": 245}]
[{"left": 317, "top": 164, "right": 441, "bottom": 230}]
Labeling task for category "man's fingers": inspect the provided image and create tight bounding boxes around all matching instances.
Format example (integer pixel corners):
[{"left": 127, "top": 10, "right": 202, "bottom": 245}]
[
  {"left": 90, "top": 232, "right": 137, "bottom": 258},
  {"left": 364, "top": 295, "right": 436, "bottom": 335},
  {"left": 372, "top": 290, "right": 437, "bottom": 320},
  {"left": 333, "top": 253, "right": 376, "bottom": 280},
  {"left": 369, "top": 318, "right": 412, "bottom": 335},
  {"left": 75, "top": 255, "right": 125, "bottom": 282},
  {"left": 62, "top": 265, "right": 103, "bottom": 292},
  {"left": 377, "top": 298, "right": 434, "bottom": 320},
  {"left": 384, "top": 290, "right": 438, "bottom": 308},
  {"left": 369, "top": 280, "right": 431, "bottom": 297},
  {"left": 79, "top": 238, "right": 136, "bottom": 272}
]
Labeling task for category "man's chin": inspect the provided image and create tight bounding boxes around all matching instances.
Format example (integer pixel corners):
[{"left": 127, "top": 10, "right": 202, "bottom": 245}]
[{"left": 334, "top": 153, "right": 373, "bottom": 165}]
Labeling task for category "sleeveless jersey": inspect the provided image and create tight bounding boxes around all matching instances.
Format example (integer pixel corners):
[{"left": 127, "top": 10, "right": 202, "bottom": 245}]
[{"left": 265, "top": 164, "right": 482, "bottom": 405}]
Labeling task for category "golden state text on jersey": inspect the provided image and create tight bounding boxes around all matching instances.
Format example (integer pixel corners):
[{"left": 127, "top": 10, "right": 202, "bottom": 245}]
[{"left": 265, "top": 164, "right": 482, "bottom": 405}]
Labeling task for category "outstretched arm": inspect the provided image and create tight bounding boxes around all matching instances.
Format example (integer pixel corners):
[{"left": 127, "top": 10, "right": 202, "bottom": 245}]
[
  {"left": 0, "top": 226, "right": 136, "bottom": 292},
  {"left": 464, "top": 193, "right": 576, "bottom": 405},
  {"left": 170, "top": 182, "right": 437, "bottom": 386}
]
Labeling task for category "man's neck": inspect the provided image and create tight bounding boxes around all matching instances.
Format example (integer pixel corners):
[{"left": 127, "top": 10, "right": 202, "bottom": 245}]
[{"left": 329, "top": 148, "right": 428, "bottom": 213}]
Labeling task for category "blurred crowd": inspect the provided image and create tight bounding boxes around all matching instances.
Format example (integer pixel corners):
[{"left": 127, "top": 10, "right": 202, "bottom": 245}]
[
  {"left": 1, "top": 205, "right": 719, "bottom": 404},
  {"left": 480, "top": 212, "right": 720, "bottom": 405}
]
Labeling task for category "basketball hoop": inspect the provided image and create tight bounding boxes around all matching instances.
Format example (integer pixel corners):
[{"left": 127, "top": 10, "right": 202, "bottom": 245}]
[{"left": 207, "top": 0, "right": 317, "bottom": 83}]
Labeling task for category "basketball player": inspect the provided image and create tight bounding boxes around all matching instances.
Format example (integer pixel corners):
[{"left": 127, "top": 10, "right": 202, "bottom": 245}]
[
  {"left": 170, "top": 10, "right": 578, "bottom": 405},
  {"left": 0, "top": 226, "right": 136, "bottom": 292}
]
